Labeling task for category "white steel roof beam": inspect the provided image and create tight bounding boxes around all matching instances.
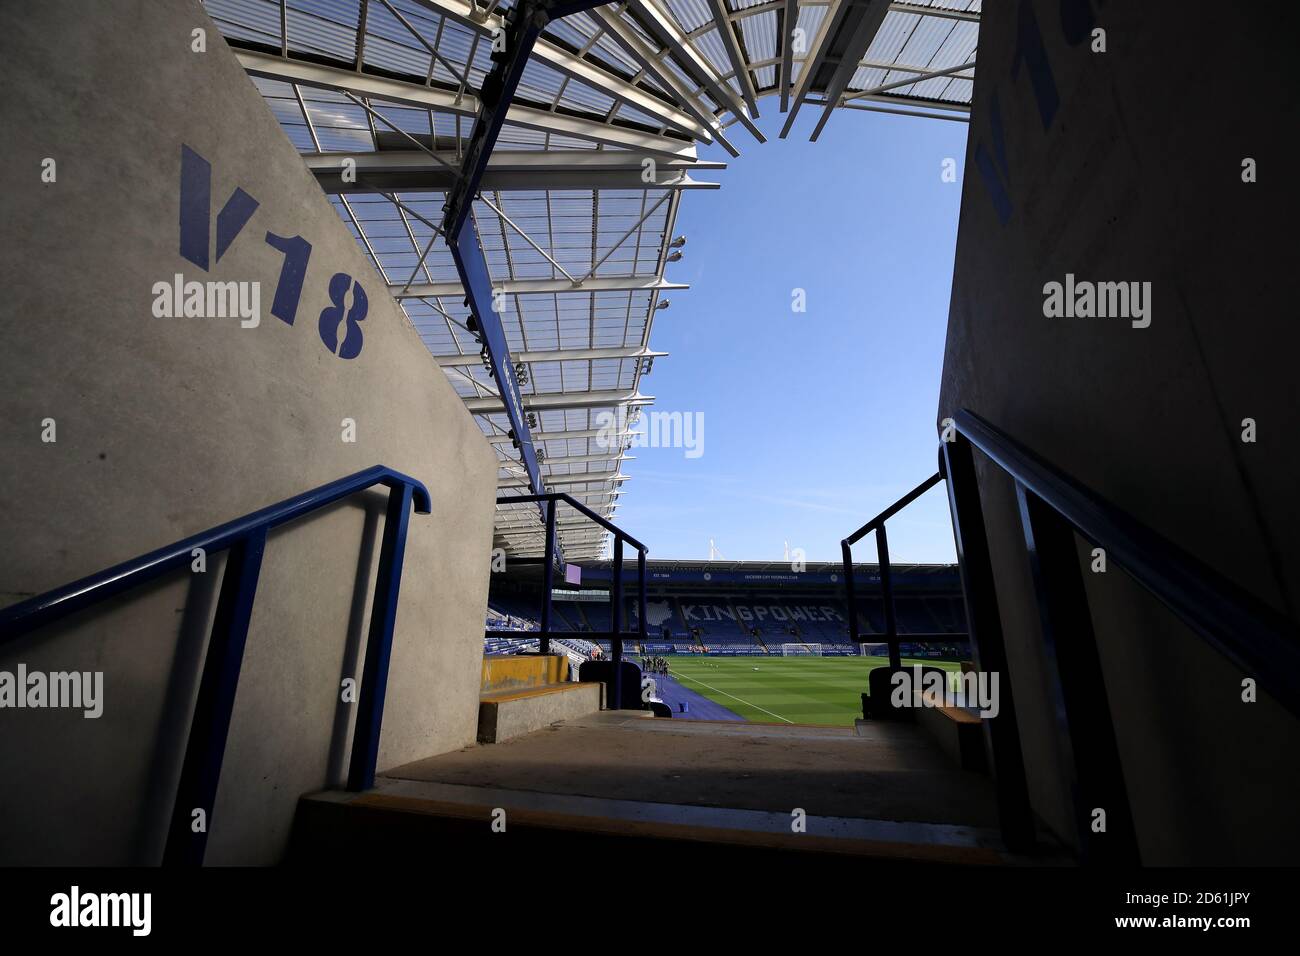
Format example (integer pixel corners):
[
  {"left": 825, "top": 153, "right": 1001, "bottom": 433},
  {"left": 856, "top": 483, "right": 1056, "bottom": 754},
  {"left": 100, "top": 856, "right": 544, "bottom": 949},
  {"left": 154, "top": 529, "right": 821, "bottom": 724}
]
[
  {"left": 480, "top": 193, "right": 578, "bottom": 283},
  {"left": 806, "top": 0, "right": 893, "bottom": 141},
  {"left": 493, "top": 521, "right": 606, "bottom": 534},
  {"left": 498, "top": 495, "right": 622, "bottom": 510},
  {"left": 587, "top": 5, "right": 740, "bottom": 156},
  {"left": 575, "top": 190, "right": 673, "bottom": 284},
  {"left": 488, "top": 427, "right": 635, "bottom": 444},
  {"left": 538, "top": 452, "right": 634, "bottom": 466},
  {"left": 234, "top": 49, "right": 699, "bottom": 159},
  {"left": 705, "top": 0, "right": 761, "bottom": 118},
  {"left": 397, "top": 275, "right": 686, "bottom": 298},
  {"left": 841, "top": 59, "right": 975, "bottom": 102},
  {"left": 442, "top": 345, "right": 666, "bottom": 366},
  {"left": 627, "top": 0, "right": 767, "bottom": 143},
  {"left": 465, "top": 389, "right": 653, "bottom": 414},
  {"left": 889, "top": 2, "right": 979, "bottom": 23},
  {"left": 307, "top": 150, "right": 722, "bottom": 193},
  {"left": 834, "top": 91, "right": 971, "bottom": 113},
  {"left": 779, "top": 0, "right": 846, "bottom": 135},
  {"left": 498, "top": 499, "right": 621, "bottom": 514},
  {"left": 494, "top": 526, "right": 609, "bottom": 538},
  {"left": 779, "top": 0, "right": 798, "bottom": 112},
  {"left": 498, "top": 473, "right": 630, "bottom": 489},
  {"left": 836, "top": 100, "right": 970, "bottom": 122},
  {"left": 410, "top": 0, "right": 710, "bottom": 138}
]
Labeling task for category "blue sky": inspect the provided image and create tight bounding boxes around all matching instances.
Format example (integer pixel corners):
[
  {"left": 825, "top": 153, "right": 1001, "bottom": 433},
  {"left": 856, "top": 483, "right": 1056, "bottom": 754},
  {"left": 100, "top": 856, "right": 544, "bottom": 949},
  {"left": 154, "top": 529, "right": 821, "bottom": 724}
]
[{"left": 611, "top": 106, "right": 968, "bottom": 565}]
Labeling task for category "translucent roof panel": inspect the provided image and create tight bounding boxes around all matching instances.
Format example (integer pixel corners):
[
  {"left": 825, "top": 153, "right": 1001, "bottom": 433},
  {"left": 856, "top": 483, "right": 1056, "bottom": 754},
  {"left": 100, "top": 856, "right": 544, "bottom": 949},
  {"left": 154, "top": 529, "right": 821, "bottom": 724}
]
[{"left": 206, "top": 0, "right": 978, "bottom": 557}]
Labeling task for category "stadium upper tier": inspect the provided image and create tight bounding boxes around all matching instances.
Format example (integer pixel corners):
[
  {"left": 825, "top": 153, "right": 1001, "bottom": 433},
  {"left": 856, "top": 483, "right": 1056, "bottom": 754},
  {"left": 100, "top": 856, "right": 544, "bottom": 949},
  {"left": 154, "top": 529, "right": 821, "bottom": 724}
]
[
  {"left": 490, "top": 592, "right": 968, "bottom": 655},
  {"left": 487, "top": 556, "right": 968, "bottom": 654},
  {"left": 577, "top": 557, "right": 963, "bottom": 588},
  {"left": 204, "top": 0, "right": 979, "bottom": 560}
]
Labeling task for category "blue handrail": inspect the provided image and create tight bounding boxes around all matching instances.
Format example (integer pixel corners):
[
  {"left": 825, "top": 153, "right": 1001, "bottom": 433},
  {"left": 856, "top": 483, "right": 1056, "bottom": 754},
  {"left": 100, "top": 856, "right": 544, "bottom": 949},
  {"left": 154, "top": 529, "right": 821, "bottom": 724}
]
[
  {"left": 0, "top": 465, "right": 431, "bottom": 866},
  {"left": 840, "top": 471, "right": 945, "bottom": 668},
  {"left": 953, "top": 408, "right": 1300, "bottom": 718},
  {"left": 945, "top": 408, "right": 1300, "bottom": 864},
  {"left": 0, "top": 465, "right": 430, "bottom": 640},
  {"left": 493, "top": 491, "right": 648, "bottom": 710},
  {"left": 844, "top": 411, "right": 1300, "bottom": 863}
]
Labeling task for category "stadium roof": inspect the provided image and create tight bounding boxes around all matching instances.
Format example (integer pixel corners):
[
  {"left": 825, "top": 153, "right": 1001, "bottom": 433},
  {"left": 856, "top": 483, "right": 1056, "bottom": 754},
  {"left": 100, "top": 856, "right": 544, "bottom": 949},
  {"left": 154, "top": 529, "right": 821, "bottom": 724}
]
[
  {"left": 615, "top": 558, "right": 958, "bottom": 573},
  {"left": 206, "top": 0, "right": 978, "bottom": 560},
  {"left": 582, "top": 558, "right": 961, "bottom": 580}
]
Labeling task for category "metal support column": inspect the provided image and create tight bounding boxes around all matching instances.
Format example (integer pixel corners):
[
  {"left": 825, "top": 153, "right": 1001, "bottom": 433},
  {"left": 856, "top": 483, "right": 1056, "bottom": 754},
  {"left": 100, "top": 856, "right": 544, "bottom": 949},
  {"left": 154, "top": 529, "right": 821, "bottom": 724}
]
[
  {"left": 841, "top": 538, "right": 859, "bottom": 646},
  {"left": 637, "top": 547, "right": 647, "bottom": 653},
  {"left": 611, "top": 536, "right": 624, "bottom": 708},
  {"left": 877, "top": 524, "right": 900, "bottom": 670},
  {"left": 443, "top": 0, "right": 620, "bottom": 550},
  {"left": 942, "top": 436, "right": 1035, "bottom": 852},
  {"left": 348, "top": 482, "right": 415, "bottom": 793},
  {"left": 539, "top": 498, "right": 556, "bottom": 654},
  {"left": 164, "top": 528, "right": 267, "bottom": 865},
  {"left": 1017, "top": 482, "right": 1139, "bottom": 864}
]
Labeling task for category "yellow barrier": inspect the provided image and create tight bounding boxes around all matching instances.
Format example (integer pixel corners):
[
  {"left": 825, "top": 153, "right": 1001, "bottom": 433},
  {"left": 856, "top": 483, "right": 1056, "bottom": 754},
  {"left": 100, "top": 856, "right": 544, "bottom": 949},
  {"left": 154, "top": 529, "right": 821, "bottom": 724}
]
[{"left": 480, "top": 654, "right": 567, "bottom": 694}]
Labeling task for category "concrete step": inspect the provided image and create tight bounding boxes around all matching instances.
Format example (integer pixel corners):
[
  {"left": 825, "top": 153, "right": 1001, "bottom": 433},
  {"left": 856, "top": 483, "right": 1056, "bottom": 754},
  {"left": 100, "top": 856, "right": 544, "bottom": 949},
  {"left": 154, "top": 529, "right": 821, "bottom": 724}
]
[
  {"left": 914, "top": 704, "right": 988, "bottom": 772},
  {"left": 287, "top": 777, "right": 1018, "bottom": 865},
  {"left": 477, "top": 682, "right": 603, "bottom": 743},
  {"left": 856, "top": 700, "right": 989, "bottom": 773}
]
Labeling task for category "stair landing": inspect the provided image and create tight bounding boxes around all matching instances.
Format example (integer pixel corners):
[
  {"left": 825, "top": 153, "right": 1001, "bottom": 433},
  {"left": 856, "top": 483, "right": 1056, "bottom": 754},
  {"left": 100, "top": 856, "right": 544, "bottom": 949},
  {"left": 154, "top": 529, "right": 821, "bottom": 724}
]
[
  {"left": 393, "top": 711, "right": 997, "bottom": 825},
  {"left": 290, "top": 711, "right": 1030, "bottom": 864}
]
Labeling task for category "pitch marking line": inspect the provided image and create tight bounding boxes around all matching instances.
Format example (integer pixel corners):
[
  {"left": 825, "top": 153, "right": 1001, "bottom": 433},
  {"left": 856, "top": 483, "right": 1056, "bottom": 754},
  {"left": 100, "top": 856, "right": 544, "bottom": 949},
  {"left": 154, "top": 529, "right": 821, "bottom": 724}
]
[{"left": 667, "top": 668, "right": 794, "bottom": 724}]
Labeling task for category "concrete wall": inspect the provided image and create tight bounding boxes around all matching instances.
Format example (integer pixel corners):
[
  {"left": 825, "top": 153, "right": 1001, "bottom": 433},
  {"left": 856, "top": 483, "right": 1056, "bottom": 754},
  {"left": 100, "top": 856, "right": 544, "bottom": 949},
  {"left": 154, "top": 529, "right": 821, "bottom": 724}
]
[
  {"left": 940, "top": 1, "right": 1300, "bottom": 863},
  {"left": 0, "top": 0, "right": 498, "bottom": 864}
]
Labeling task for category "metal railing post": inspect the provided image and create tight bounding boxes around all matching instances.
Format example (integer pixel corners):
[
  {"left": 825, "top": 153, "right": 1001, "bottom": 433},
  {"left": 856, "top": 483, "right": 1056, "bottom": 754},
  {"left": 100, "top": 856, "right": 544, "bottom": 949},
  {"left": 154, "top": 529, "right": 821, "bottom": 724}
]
[
  {"left": 1016, "top": 481, "right": 1138, "bottom": 864},
  {"left": 539, "top": 497, "right": 555, "bottom": 655},
  {"left": 0, "top": 466, "right": 430, "bottom": 865},
  {"left": 163, "top": 527, "right": 267, "bottom": 866},
  {"left": 611, "top": 536, "right": 624, "bottom": 708},
  {"left": 952, "top": 408, "right": 1300, "bottom": 719},
  {"left": 942, "top": 436, "right": 1035, "bottom": 852},
  {"left": 348, "top": 482, "right": 415, "bottom": 793},
  {"left": 637, "top": 547, "right": 647, "bottom": 653},
  {"left": 841, "top": 539, "right": 859, "bottom": 647},
  {"left": 876, "top": 524, "right": 900, "bottom": 670}
]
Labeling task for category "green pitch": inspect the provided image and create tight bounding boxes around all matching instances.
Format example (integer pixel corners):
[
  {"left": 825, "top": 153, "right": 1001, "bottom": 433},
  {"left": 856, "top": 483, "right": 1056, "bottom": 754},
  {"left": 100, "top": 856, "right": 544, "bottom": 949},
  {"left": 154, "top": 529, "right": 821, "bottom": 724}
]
[{"left": 665, "top": 655, "right": 964, "bottom": 726}]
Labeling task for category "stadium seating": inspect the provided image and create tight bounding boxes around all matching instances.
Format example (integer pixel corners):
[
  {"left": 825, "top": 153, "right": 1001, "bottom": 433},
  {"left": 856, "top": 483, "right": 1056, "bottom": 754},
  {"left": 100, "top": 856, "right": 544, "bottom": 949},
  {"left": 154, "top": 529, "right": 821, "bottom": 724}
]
[
  {"left": 676, "top": 596, "right": 751, "bottom": 645},
  {"left": 487, "top": 596, "right": 542, "bottom": 630},
  {"left": 488, "top": 567, "right": 971, "bottom": 663},
  {"left": 583, "top": 602, "right": 613, "bottom": 633},
  {"left": 546, "top": 636, "right": 594, "bottom": 657},
  {"left": 549, "top": 602, "right": 581, "bottom": 631},
  {"left": 924, "top": 596, "right": 964, "bottom": 633},
  {"left": 893, "top": 599, "right": 938, "bottom": 635},
  {"left": 488, "top": 584, "right": 969, "bottom": 659},
  {"left": 484, "top": 636, "right": 540, "bottom": 655},
  {"left": 638, "top": 597, "right": 691, "bottom": 640},
  {"left": 853, "top": 598, "right": 887, "bottom": 635}
]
